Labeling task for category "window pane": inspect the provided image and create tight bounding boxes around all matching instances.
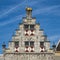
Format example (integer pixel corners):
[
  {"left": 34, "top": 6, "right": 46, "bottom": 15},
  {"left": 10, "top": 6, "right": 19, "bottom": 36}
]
[
  {"left": 25, "top": 41, "right": 29, "bottom": 46},
  {"left": 24, "top": 25, "right": 29, "bottom": 30},
  {"left": 40, "top": 42, "right": 44, "bottom": 46},
  {"left": 30, "top": 25, "right": 34, "bottom": 30},
  {"left": 30, "top": 41, "right": 34, "bottom": 46},
  {"left": 15, "top": 41, "right": 19, "bottom": 47}
]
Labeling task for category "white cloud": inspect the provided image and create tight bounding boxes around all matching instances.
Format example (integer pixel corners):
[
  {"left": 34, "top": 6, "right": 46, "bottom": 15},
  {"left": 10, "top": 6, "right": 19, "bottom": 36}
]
[
  {"left": 0, "top": 15, "right": 24, "bottom": 26},
  {"left": 0, "top": 1, "right": 38, "bottom": 26},
  {"left": 0, "top": 1, "right": 26, "bottom": 18},
  {"left": 0, "top": 1, "right": 60, "bottom": 26},
  {"left": 0, "top": 0, "right": 38, "bottom": 19},
  {"left": 33, "top": 5, "right": 60, "bottom": 16}
]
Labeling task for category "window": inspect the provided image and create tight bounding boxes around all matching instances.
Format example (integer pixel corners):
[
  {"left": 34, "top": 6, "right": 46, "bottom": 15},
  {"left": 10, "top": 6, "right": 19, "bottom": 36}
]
[
  {"left": 25, "top": 41, "right": 34, "bottom": 47},
  {"left": 40, "top": 42, "right": 44, "bottom": 47},
  {"left": 25, "top": 41, "right": 34, "bottom": 52},
  {"left": 25, "top": 41, "right": 29, "bottom": 47},
  {"left": 30, "top": 41, "right": 34, "bottom": 47},
  {"left": 25, "top": 41, "right": 29, "bottom": 52},
  {"left": 30, "top": 41, "right": 34, "bottom": 52},
  {"left": 15, "top": 41, "right": 19, "bottom": 47},
  {"left": 24, "top": 25, "right": 29, "bottom": 30},
  {"left": 24, "top": 25, "right": 35, "bottom": 30},
  {"left": 30, "top": 25, "right": 34, "bottom": 30}
]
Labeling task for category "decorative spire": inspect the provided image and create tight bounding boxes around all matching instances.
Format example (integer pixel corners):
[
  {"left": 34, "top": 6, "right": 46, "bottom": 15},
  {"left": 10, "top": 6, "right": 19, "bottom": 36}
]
[
  {"left": 26, "top": 8, "right": 32, "bottom": 11},
  {"left": 26, "top": 7, "right": 32, "bottom": 19},
  {"left": 2, "top": 42, "right": 6, "bottom": 53},
  {"left": 2, "top": 42, "right": 6, "bottom": 49}
]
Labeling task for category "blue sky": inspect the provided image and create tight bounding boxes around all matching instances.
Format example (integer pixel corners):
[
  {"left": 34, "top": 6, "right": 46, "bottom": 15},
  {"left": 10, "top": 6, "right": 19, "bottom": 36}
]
[{"left": 0, "top": 0, "right": 60, "bottom": 53}]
